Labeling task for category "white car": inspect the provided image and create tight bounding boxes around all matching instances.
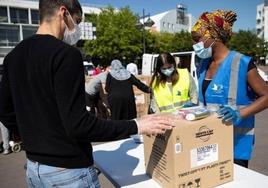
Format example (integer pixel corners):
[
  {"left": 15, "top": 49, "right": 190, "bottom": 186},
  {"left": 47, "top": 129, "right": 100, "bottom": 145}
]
[
  {"left": 257, "top": 68, "right": 268, "bottom": 84},
  {"left": 83, "top": 61, "right": 95, "bottom": 76}
]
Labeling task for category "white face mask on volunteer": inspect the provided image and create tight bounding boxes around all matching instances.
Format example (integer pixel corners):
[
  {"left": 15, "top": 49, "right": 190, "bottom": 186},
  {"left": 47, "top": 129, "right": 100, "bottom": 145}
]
[
  {"left": 192, "top": 38, "right": 215, "bottom": 59},
  {"left": 161, "top": 66, "right": 175, "bottom": 77},
  {"left": 63, "top": 11, "right": 82, "bottom": 45}
]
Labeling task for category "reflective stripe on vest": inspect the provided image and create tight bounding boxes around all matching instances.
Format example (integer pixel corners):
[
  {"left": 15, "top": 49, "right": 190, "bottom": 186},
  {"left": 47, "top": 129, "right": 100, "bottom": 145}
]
[
  {"left": 228, "top": 53, "right": 255, "bottom": 146},
  {"left": 153, "top": 68, "right": 190, "bottom": 112}
]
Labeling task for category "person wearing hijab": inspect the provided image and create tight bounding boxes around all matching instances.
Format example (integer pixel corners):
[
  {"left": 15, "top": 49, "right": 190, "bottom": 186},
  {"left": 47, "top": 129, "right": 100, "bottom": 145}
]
[
  {"left": 191, "top": 10, "right": 268, "bottom": 168},
  {"left": 105, "top": 60, "right": 151, "bottom": 120}
]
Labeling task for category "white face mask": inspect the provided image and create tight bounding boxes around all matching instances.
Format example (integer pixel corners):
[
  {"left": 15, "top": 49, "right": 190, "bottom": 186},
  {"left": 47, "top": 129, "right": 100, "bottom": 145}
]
[
  {"left": 193, "top": 39, "right": 215, "bottom": 59},
  {"left": 161, "top": 66, "right": 175, "bottom": 77},
  {"left": 63, "top": 12, "right": 82, "bottom": 45}
]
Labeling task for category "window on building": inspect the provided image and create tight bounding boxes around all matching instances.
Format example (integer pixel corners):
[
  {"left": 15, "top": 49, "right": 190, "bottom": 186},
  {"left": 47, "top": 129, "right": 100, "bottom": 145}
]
[
  {"left": 10, "top": 8, "right": 28, "bottom": 24},
  {"left": 0, "top": 25, "right": 20, "bottom": 46},
  {"left": 31, "top": 9, "right": 39, "bottom": 24},
  {"left": 93, "top": 30, "right": 96, "bottom": 39},
  {"left": 163, "top": 22, "right": 165, "bottom": 27},
  {"left": 79, "top": 22, "right": 94, "bottom": 40},
  {"left": 0, "top": 7, "right": 8, "bottom": 23},
  {"left": 22, "top": 25, "right": 38, "bottom": 39},
  {"left": 257, "top": 29, "right": 262, "bottom": 35}
]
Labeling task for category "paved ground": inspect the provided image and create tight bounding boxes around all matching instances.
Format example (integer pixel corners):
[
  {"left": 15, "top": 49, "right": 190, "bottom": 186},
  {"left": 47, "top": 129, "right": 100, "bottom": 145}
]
[
  {"left": 0, "top": 109, "right": 268, "bottom": 188},
  {"left": 259, "top": 66, "right": 268, "bottom": 73}
]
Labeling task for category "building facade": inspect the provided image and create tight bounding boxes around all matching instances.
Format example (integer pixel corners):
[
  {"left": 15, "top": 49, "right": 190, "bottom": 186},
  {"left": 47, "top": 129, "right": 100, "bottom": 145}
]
[
  {"left": 149, "top": 4, "right": 193, "bottom": 33},
  {"left": 256, "top": 0, "right": 268, "bottom": 64},
  {"left": 0, "top": 0, "right": 102, "bottom": 64}
]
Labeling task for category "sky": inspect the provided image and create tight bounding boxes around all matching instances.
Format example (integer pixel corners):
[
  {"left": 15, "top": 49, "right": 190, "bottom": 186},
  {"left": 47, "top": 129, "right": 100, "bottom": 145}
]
[{"left": 80, "top": 0, "right": 264, "bottom": 31}]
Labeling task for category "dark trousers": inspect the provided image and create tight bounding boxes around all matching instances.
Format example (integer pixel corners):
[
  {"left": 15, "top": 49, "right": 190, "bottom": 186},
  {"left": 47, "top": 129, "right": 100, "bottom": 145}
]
[
  {"left": 85, "top": 93, "right": 99, "bottom": 115},
  {"left": 234, "top": 159, "right": 248, "bottom": 168}
]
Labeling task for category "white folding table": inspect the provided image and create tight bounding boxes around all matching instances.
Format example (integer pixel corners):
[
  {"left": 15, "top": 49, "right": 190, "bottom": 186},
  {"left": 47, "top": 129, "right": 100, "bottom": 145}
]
[{"left": 93, "top": 138, "right": 268, "bottom": 188}]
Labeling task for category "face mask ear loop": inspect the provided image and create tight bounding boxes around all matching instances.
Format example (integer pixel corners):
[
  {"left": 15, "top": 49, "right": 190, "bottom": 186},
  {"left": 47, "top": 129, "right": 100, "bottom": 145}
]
[
  {"left": 210, "top": 40, "right": 216, "bottom": 47},
  {"left": 65, "top": 10, "right": 76, "bottom": 31}
]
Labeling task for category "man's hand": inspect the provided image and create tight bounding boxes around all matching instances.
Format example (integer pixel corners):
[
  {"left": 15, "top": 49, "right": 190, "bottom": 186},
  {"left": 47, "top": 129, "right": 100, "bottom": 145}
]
[{"left": 135, "top": 114, "right": 174, "bottom": 136}]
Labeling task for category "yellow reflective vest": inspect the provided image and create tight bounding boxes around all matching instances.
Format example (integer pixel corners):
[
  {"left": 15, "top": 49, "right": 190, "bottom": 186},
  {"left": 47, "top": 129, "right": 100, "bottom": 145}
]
[{"left": 152, "top": 68, "right": 190, "bottom": 112}]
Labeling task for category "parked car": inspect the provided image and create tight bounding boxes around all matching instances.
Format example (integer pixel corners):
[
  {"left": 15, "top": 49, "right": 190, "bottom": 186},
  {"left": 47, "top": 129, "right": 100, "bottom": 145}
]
[
  {"left": 83, "top": 61, "right": 95, "bottom": 76},
  {"left": 257, "top": 68, "right": 268, "bottom": 84}
]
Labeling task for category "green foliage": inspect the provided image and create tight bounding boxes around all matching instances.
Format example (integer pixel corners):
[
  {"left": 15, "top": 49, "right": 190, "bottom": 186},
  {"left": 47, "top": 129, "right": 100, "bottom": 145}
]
[
  {"left": 147, "top": 31, "right": 193, "bottom": 53},
  {"left": 84, "top": 13, "right": 97, "bottom": 25},
  {"left": 228, "top": 30, "right": 268, "bottom": 60},
  {"left": 172, "top": 31, "right": 193, "bottom": 52},
  {"left": 83, "top": 7, "right": 142, "bottom": 65},
  {"left": 83, "top": 7, "right": 267, "bottom": 66},
  {"left": 82, "top": 6, "right": 195, "bottom": 65}
]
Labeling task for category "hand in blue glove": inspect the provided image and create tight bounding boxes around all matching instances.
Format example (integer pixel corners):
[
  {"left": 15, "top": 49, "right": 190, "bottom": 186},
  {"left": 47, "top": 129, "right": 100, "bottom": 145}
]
[
  {"left": 182, "top": 102, "right": 197, "bottom": 108},
  {"left": 217, "top": 105, "right": 242, "bottom": 125}
]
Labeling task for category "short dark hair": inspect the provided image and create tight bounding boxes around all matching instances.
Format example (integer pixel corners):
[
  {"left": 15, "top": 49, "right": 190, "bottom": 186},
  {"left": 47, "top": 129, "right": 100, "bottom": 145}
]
[
  {"left": 150, "top": 52, "right": 179, "bottom": 88},
  {"left": 39, "top": 0, "right": 82, "bottom": 23}
]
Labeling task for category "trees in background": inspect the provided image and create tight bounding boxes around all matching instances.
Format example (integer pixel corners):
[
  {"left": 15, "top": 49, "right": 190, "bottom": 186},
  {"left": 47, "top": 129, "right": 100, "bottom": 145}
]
[
  {"left": 228, "top": 30, "right": 268, "bottom": 65},
  {"left": 83, "top": 7, "right": 142, "bottom": 66},
  {"left": 83, "top": 8, "right": 267, "bottom": 66}
]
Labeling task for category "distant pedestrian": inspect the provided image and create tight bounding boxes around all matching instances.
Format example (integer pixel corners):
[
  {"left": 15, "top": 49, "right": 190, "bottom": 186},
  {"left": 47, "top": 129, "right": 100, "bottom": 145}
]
[
  {"left": 93, "top": 64, "right": 102, "bottom": 76},
  {"left": 127, "top": 62, "right": 138, "bottom": 75},
  {"left": 85, "top": 69, "right": 109, "bottom": 118},
  {"left": 105, "top": 60, "right": 151, "bottom": 120}
]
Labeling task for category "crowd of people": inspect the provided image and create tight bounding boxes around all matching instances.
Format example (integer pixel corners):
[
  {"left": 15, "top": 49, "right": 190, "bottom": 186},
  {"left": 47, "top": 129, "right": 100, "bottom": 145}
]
[{"left": 0, "top": 0, "right": 268, "bottom": 187}]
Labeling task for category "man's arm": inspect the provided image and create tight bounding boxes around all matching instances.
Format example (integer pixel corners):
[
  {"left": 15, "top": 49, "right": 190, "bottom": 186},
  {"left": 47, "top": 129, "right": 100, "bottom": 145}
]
[
  {"left": 54, "top": 47, "right": 173, "bottom": 142},
  {"left": 0, "top": 56, "right": 18, "bottom": 133}
]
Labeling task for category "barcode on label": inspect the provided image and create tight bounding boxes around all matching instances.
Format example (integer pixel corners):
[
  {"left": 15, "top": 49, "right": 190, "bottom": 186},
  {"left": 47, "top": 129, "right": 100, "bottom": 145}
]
[
  {"left": 191, "top": 143, "right": 218, "bottom": 168},
  {"left": 175, "top": 143, "right": 182, "bottom": 154}
]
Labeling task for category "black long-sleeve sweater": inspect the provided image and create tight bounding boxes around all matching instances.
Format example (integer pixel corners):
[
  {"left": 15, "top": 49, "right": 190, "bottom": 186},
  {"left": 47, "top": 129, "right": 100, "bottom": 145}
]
[{"left": 0, "top": 34, "right": 137, "bottom": 168}]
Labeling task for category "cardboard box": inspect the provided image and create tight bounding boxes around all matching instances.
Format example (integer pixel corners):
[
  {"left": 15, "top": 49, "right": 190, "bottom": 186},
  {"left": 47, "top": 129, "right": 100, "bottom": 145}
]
[
  {"left": 144, "top": 115, "right": 233, "bottom": 188},
  {"left": 134, "top": 75, "right": 151, "bottom": 117}
]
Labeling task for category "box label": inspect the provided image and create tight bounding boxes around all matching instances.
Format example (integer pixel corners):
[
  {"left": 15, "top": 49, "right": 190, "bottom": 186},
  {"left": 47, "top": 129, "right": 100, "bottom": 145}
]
[
  {"left": 175, "top": 143, "right": 182, "bottom": 154},
  {"left": 135, "top": 94, "right": 145, "bottom": 104},
  {"left": 191, "top": 144, "right": 218, "bottom": 168}
]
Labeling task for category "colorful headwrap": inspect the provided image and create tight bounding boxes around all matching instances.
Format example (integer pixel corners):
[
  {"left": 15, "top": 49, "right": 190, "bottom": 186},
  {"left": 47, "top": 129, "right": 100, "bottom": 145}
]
[{"left": 192, "top": 10, "right": 237, "bottom": 43}]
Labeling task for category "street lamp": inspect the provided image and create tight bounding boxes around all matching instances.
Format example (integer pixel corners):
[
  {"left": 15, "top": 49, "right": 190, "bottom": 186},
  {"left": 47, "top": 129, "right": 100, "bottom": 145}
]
[{"left": 137, "top": 9, "right": 155, "bottom": 54}]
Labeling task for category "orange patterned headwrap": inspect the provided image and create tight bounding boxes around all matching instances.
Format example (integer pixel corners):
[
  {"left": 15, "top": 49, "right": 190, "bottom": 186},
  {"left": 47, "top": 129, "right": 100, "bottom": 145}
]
[{"left": 192, "top": 10, "right": 237, "bottom": 43}]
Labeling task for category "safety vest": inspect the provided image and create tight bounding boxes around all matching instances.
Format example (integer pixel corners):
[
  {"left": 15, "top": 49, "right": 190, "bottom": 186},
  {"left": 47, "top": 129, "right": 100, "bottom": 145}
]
[
  {"left": 153, "top": 68, "right": 190, "bottom": 112},
  {"left": 198, "top": 51, "right": 255, "bottom": 160}
]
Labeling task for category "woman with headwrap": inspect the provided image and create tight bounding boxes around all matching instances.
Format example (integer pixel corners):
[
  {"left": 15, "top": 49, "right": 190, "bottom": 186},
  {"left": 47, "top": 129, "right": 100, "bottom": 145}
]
[
  {"left": 105, "top": 60, "right": 151, "bottom": 120},
  {"left": 191, "top": 10, "right": 268, "bottom": 168}
]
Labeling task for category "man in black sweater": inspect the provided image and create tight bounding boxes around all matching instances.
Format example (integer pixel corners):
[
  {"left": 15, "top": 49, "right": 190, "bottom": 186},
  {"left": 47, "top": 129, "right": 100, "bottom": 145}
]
[{"left": 0, "top": 0, "right": 172, "bottom": 187}]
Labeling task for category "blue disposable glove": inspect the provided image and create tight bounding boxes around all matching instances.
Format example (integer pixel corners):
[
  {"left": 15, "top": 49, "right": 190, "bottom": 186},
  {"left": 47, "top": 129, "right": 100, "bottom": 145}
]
[
  {"left": 217, "top": 105, "right": 242, "bottom": 125},
  {"left": 182, "top": 102, "right": 197, "bottom": 108}
]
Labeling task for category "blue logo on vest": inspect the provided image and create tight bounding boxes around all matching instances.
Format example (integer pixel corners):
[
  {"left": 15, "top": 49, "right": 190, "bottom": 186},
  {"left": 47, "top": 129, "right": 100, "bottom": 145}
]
[{"left": 212, "top": 84, "right": 224, "bottom": 94}]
